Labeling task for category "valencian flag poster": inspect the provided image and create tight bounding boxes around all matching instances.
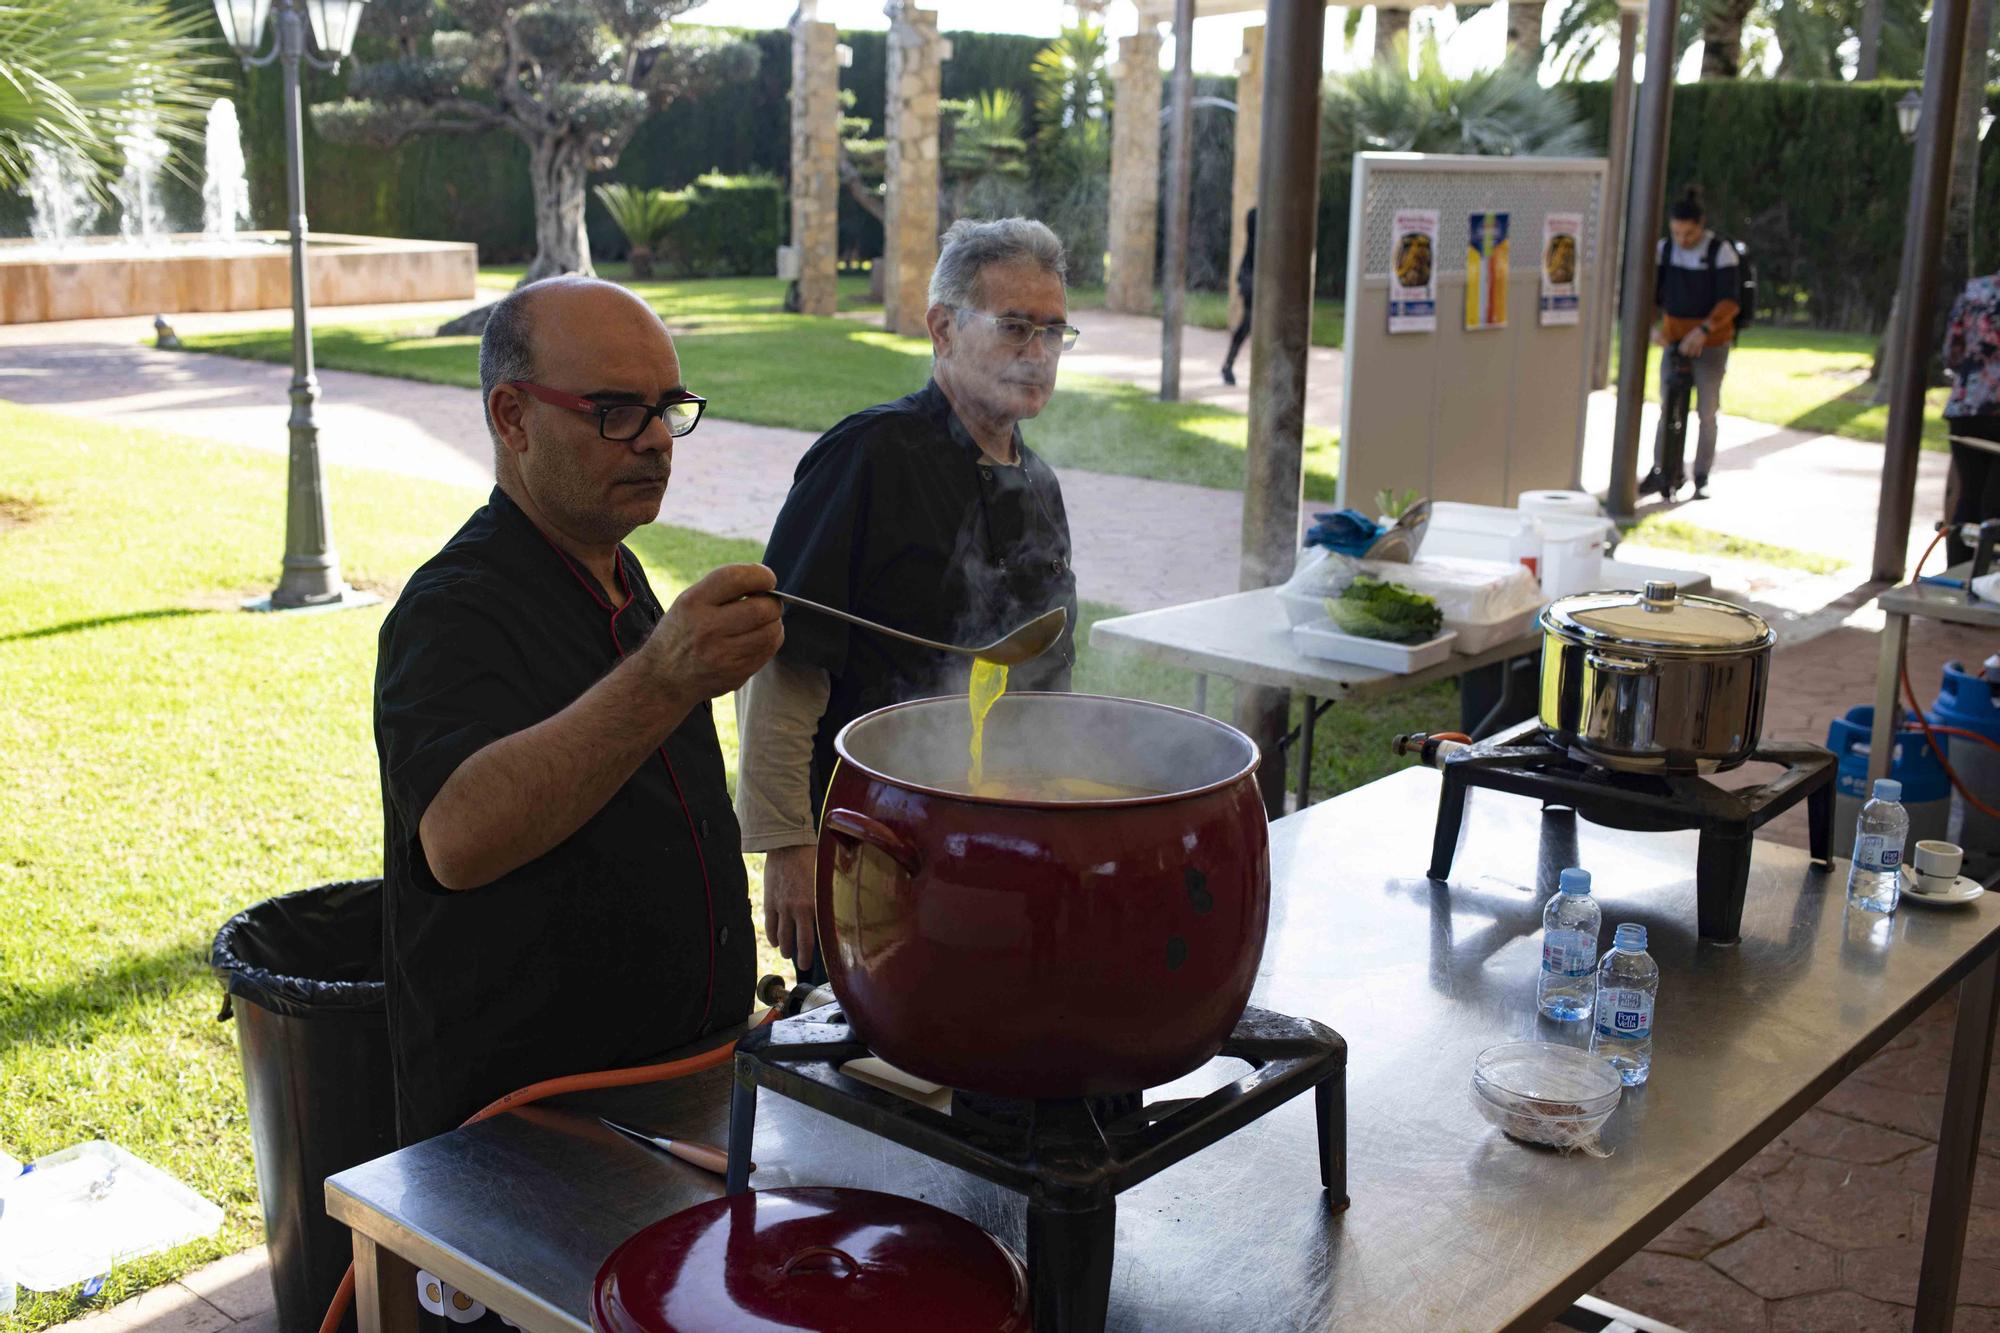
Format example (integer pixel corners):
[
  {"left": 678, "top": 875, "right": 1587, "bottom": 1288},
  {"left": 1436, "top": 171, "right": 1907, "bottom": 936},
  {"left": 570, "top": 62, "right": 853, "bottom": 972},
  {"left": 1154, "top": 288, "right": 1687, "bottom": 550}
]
[{"left": 1465, "top": 211, "right": 1510, "bottom": 331}]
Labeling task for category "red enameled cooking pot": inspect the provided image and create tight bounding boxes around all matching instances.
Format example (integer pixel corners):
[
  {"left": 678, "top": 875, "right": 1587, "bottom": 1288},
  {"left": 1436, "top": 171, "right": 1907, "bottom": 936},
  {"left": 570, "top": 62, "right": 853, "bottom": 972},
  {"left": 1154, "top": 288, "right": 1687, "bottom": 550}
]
[
  {"left": 592, "top": 1187, "right": 1030, "bottom": 1332},
  {"left": 816, "top": 692, "right": 1270, "bottom": 1098}
]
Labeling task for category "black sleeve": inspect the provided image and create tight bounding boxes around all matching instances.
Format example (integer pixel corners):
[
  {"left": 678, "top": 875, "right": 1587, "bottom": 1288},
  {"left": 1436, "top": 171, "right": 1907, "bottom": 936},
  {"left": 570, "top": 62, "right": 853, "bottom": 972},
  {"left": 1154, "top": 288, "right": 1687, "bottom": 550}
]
[
  {"left": 1654, "top": 239, "right": 1667, "bottom": 307},
  {"left": 760, "top": 423, "right": 884, "bottom": 676},
  {"left": 375, "top": 583, "right": 546, "bottom": 837}
]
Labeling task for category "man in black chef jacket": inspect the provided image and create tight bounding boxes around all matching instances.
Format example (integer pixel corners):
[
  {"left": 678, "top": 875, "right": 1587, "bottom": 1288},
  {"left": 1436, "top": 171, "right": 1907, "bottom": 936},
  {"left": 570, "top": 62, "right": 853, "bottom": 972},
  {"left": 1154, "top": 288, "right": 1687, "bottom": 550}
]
[
  {"left": 736, "top": 217, "right": 1082, "bottom": 976},
  {"left": 374, "top": 275, "right": 784, "bottom": 1146}
]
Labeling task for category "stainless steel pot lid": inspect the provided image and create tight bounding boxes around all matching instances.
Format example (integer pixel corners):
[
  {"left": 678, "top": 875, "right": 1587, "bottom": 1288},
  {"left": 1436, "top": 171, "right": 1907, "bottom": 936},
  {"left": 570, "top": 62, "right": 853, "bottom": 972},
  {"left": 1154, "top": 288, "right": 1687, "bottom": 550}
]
[{"left": 1541, "top": 580, "right": 1775, "bottom": 656}]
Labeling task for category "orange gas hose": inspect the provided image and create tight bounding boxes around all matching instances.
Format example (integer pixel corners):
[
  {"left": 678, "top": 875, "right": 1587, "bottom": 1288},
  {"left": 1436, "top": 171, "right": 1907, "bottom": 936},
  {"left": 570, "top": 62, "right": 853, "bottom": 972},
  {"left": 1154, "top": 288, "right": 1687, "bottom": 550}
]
[{"left": 316, "top": 1005, "right": 782, "bottom": 1333}]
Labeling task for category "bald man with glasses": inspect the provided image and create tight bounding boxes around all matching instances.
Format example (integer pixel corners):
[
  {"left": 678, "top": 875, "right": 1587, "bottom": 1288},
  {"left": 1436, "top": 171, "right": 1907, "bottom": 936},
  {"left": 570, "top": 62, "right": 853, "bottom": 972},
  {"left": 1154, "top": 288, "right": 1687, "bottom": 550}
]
[
  {"left": 373, "top": 275, "right": 783, "bottom": 1147},
  {"left": 738, "top": 217, "right": 1083, "bottom": 980}
]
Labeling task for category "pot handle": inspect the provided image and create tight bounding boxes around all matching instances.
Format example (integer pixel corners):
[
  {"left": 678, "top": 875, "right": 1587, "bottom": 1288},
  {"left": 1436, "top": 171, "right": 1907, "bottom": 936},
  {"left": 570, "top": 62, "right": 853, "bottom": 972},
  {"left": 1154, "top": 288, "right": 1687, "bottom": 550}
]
[
  {"left": 1585, "top": 649, "right": 1657, "bottom": 676},
  {"left": 824, "top": 808, "right": 922, "bottom": 876}
]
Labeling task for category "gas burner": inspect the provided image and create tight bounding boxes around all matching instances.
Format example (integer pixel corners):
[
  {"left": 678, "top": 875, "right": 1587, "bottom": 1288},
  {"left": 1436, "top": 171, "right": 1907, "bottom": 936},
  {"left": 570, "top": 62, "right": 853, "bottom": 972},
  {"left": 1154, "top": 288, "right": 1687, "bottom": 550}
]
[
  {"left": 1426, "top": 721, "right": 1836, "bottom": 942},
  {"left": 725, "top": 1003, "right": 1346, "bottom": 1333}
]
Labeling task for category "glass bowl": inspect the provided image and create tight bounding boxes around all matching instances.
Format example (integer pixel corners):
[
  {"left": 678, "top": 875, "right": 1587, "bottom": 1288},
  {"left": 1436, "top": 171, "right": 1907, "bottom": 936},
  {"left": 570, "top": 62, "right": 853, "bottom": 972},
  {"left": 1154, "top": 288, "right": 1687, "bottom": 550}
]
[{"left": 1471, "top": 1041, "right": 1623, "bottom": 1148}]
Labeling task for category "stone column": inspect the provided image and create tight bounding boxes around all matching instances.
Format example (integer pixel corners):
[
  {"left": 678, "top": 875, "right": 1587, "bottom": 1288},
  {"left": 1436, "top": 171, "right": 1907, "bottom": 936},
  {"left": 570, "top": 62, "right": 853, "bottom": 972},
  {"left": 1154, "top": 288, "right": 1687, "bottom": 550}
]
[
  {"left": 1226, "top": 25, "right": 1264, "bottom": 333},
  {"left": 1105, "top": 28, "right": 1162, "bottom": 315},
  {"left": 789, "top": 17, "right": 840, "bottom": 317},
  {"left": 881, "top": 2, "right": 948, "bottom": 335}
]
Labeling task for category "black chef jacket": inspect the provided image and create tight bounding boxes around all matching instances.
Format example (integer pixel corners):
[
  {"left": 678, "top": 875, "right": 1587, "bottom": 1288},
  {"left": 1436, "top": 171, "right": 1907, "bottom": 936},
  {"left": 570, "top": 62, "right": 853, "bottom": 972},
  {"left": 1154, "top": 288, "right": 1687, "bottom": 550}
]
[
  {"left": 374, "top": 486, "right": 754, "bottom": 1145},
  {"left": 762, "top": 379, "right": 1079, "bottom": 814}
]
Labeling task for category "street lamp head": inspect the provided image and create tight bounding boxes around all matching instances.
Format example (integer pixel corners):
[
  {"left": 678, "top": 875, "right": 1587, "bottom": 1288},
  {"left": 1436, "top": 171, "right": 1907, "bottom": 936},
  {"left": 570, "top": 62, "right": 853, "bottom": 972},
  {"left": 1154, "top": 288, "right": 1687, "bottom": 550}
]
[
  {"left": 304, "top": 0, "right": 368, "bottom": 62},
  {"left": 1896, "top": 89, "right": 1924, "bottom": 144},
  {"left": 211, "top": 0, "right": 272, "bottom": 56}
]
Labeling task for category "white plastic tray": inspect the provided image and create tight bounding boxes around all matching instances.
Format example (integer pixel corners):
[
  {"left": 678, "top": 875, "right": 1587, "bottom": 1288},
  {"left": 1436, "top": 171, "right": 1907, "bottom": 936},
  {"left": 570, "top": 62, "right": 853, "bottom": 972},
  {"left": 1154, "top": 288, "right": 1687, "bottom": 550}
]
[
  {"left": 0, "top": 1142, "right": 223, "bottom": 1290},
  {"left": 1292, "top": 619, "right": 1457, "bottom": 673}
]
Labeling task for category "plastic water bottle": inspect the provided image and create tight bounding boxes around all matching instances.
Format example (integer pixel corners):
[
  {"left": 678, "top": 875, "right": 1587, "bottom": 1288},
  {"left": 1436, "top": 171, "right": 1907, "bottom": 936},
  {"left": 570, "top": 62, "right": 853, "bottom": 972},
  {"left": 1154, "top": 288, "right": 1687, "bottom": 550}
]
[
  {"left": 1846, "top": 777, "right": 1908, "bottom": 913},
  {"left": 1591, "top": 924, "right": 1660, "bottom": 1086},
  {"left": 1537, "top": 868, "right": 1602, "bottom": 1021}
]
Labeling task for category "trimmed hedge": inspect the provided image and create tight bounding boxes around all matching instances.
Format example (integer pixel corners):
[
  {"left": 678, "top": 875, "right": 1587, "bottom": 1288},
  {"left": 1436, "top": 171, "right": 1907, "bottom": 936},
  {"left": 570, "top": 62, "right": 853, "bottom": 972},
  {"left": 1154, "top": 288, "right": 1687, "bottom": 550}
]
[{"left": 658, "top": 173, "right": 784, "bottom": 276}]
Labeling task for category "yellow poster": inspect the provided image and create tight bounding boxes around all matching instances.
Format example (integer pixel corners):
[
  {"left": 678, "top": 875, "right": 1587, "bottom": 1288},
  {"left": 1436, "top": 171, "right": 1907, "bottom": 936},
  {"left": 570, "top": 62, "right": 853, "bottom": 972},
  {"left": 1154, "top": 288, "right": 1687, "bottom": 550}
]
[{"left": 1465, "top": 211, "right": 1510, "bottom": 331}]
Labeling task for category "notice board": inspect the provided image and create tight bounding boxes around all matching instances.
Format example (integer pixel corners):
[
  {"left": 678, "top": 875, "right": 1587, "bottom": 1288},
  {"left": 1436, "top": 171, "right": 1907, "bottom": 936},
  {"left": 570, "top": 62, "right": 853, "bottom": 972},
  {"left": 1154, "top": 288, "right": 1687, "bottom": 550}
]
[{"left": 1337, "top": 153, "right": 1607, "bottom": 511}]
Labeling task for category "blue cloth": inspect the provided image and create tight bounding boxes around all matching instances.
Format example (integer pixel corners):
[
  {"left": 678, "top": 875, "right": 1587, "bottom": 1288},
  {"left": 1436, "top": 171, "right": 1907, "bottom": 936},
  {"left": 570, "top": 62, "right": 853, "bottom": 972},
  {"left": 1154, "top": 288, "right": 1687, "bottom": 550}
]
[{"left": 1304, "top": 509, "right": 1382, "bottom": 557}]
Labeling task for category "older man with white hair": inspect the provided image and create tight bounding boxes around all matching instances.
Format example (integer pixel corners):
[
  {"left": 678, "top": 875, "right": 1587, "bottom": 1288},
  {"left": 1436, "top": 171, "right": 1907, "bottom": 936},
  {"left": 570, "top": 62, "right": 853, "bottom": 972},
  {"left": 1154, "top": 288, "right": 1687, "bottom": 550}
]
[{"left": 737, "top": 217, "right": 1083, "bottom": 977}]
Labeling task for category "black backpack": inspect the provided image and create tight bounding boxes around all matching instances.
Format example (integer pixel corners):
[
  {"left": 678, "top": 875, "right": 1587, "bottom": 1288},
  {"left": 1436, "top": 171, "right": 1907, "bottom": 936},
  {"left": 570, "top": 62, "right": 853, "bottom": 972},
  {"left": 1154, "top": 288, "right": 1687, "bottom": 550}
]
[{"left": 1657, "top": 234, "right": 1758, "bottom": 333}]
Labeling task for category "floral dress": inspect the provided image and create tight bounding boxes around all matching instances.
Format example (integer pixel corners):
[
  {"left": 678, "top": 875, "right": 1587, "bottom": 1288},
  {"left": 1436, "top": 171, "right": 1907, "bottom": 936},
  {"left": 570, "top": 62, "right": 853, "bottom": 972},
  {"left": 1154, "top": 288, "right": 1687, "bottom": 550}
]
[{"left": 1944, "top": 274, "right": 2000, "bottom": 419}]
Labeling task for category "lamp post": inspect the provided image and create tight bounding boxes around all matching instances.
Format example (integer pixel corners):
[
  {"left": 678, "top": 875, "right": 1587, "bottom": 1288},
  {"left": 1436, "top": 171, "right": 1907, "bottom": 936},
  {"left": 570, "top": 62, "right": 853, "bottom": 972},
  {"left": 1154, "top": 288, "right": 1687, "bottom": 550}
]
[{"left": 213, "top": 0, "right": 377, "bottom": 611}]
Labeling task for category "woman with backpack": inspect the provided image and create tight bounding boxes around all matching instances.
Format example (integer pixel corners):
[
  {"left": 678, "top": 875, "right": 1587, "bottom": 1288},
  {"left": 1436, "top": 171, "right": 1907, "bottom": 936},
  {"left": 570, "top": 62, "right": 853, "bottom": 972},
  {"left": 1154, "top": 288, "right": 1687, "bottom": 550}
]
[{"left": 1641, "top": 186, "right": 1742, "bottom": 502}]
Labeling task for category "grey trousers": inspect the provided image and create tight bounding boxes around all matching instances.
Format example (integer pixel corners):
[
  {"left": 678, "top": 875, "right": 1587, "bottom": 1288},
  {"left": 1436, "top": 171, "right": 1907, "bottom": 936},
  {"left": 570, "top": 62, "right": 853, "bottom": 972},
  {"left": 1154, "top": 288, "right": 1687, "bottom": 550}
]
[{"left": 1652, "top": 342, "right": 1730, "bottom": 481}]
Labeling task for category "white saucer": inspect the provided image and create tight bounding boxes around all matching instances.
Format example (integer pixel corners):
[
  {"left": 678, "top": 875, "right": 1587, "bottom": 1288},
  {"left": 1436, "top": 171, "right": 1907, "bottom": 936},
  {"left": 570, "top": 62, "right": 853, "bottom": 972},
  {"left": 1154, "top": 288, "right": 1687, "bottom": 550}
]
[{"left": 1900, "top": 865, "right": 1987, "bottom": 907}]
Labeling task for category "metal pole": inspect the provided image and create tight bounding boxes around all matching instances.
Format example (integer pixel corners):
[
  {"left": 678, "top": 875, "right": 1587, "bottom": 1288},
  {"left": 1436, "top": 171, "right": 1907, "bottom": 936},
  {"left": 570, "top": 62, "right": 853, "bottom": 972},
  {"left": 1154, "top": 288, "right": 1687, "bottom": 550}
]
[
  {"left": 1606, "top": 0, "right": 1679, "bottom": 519},
  {"left": 1235, "top": 0, "right": 1324, "bottom": 816},
  {"left": 1874, "top": 0, "right": 1972, "bottom": 582},
  {"left": 269, "top": 0, "right": 345, "bottom": 608},
  {"left": 1591, "top": 8, "right": 1639, "bottom": 392},
  {"left": 1159, "top": 0, "right": 1196, "bottom": 402}
]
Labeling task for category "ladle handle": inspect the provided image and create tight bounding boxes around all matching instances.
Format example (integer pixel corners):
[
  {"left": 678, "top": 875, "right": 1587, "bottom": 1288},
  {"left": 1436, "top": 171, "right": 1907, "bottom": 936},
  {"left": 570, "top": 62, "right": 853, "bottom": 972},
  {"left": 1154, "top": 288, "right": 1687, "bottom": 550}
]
[
  {"left": 759, "top": 591, "right": 965, "bottom": 659},
  {"left": 824, "top": 808, "right": 922, "bottom": 876}
]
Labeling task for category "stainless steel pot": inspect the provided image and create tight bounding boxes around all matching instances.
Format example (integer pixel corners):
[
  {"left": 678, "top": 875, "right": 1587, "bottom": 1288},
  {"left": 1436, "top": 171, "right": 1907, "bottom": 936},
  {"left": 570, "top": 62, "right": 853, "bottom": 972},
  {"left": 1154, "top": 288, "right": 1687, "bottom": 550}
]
[{"left": 1538, "top": 580, "right": 1775, "bottom": 773}]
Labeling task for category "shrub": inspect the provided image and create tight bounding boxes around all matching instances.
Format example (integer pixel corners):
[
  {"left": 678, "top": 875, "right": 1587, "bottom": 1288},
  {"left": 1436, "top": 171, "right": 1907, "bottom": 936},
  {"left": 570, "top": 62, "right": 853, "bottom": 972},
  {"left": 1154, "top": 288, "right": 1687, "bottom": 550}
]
[{"left": 658, "top": 172, "right": 784, "bottom": 277}]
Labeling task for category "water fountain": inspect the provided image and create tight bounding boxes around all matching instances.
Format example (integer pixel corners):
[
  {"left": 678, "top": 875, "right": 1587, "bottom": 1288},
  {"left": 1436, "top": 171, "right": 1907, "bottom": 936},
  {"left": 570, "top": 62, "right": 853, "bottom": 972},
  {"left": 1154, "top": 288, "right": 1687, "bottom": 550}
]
[
  {"left": 111, "top": 113, "right": 171, "bottom": 246},
  {"left": 202, "top": 99, "right": 251, "bottom": 242},
  {"left": 1, "top": 97, "right": 476, "bottom": 324},
  {"left": 24, "top": 144, "right": 100, "bottom": 248}
]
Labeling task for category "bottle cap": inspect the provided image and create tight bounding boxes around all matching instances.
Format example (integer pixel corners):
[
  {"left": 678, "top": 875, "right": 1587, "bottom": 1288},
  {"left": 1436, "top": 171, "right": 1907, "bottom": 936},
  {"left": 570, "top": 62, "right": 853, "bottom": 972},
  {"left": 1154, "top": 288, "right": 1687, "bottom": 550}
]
[
  {"left": 1873, "top": 778, "right": 1902, "bottom": 802},
  {"left": 1613, "top": 923, "right": 1648, "bottom": 952},
  {"left": 1558, "top": 868, "right": 1592, "bottom": 895}
]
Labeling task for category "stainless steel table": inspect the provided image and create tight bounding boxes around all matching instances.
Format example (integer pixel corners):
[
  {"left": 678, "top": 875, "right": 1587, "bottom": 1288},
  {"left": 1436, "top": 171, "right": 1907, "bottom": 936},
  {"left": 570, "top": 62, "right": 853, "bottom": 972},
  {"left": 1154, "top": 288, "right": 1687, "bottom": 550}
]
[
  {"left": 1087, "top": 560, "right": 1710, "bottom": 806},
  {"left": 328, "top": 768, "right": 2000, "bottom": 1333},
  {"left": 1868, "top": 563, "right": 2000, "bottom": 785}
]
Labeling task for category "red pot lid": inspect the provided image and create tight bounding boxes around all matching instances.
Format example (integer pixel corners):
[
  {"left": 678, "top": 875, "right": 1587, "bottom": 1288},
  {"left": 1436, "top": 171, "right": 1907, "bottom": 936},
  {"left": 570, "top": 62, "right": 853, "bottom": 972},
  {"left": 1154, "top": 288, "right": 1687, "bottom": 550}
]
[{"left": 591, "top": 1187, "right": 1031, "bottom": 1333}]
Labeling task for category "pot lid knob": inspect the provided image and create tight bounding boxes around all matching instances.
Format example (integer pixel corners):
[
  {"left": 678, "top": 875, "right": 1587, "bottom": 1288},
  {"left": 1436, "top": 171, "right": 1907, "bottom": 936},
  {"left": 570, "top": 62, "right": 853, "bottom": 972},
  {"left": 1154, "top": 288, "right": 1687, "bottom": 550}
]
[{"left": 1642, "top": 580, "right": 1679, "bottom": 609}]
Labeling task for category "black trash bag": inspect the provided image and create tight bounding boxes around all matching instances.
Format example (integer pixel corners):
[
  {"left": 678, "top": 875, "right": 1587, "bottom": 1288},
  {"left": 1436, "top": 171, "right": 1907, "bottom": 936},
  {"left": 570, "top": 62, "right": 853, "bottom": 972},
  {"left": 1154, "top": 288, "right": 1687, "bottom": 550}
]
[{"left": 213, "top": 880, "right": 395, "bottom": 1333}]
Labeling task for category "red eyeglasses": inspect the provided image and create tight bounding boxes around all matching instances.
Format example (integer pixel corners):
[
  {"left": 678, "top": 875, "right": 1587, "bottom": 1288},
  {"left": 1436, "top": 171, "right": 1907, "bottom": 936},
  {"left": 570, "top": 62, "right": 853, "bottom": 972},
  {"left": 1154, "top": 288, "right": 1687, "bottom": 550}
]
[{"left": 507, "top": 380, "right": 708, "bottom": 441}]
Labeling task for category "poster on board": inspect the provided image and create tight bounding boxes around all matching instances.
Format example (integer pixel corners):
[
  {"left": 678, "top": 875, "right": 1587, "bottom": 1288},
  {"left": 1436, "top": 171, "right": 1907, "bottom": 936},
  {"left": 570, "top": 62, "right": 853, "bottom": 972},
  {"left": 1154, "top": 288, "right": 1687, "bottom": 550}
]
[
  {"left": 1465, "top": 211, "right": 1510, "bottom": 331},
  {"left": 1540, "top": 212, "right": 1583, "bottom": 326},
  {"left": 1387, "top": 209, "right": 1438, "bottom": 334}
]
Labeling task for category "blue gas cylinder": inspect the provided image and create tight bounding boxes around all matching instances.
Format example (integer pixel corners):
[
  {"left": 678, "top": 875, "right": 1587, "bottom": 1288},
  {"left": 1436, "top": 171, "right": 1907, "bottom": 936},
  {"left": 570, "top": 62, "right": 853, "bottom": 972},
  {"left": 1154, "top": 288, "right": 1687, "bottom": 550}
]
[
  {"left": 1931, "top": 658, "right": 2000, "bottom": 866},
  {"left": 1825, "top": 706, "right": 1952, "bottom": 858}
]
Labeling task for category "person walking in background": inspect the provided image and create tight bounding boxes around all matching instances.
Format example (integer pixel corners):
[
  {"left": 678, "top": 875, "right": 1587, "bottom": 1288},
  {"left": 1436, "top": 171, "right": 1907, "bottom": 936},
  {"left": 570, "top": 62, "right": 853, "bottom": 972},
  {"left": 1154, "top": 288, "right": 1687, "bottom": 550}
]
[
  {"left": 1220, "top": 206, "right": 1255, "bottom": 387},
  {"left": 1640, "top": 187, "right": 1740, "bottom": 502},
  {"left": 1942, "top": 268, "right": 2000, "bottom": 566}
]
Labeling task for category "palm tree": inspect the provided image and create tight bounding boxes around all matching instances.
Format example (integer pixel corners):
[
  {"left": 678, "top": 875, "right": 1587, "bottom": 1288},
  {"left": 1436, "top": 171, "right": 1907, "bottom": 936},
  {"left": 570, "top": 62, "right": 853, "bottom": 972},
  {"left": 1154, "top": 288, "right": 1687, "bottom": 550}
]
[
  {"left": 1543, "top": 0, "right": 1701, "bottom": 81},
  {"left": 1324, "top": 35, "right": 1596, "bottom": 157},
  {"left": 0, "top": 0, "right": 224, "bottom": 192},
  {"left": 592, "top": 183, "right": 687, "bottom": 278},
  {"left": 1029, "top": 20, "right": 1109, "bottom": 142},
  {"left": 1508, "top": 0, "right": 1548, "bottom": 70},
  {"left": 943, "top": 89, "right": 1031, "bottom": 222}
]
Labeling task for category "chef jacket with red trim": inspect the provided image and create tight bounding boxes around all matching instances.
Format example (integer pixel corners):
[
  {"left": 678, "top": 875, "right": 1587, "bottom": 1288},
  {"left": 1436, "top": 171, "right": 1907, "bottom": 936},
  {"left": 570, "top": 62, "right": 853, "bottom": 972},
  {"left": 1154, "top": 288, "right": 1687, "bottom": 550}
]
[{"left": 374, "top": 485, "right": 754, "bottom": 1146}]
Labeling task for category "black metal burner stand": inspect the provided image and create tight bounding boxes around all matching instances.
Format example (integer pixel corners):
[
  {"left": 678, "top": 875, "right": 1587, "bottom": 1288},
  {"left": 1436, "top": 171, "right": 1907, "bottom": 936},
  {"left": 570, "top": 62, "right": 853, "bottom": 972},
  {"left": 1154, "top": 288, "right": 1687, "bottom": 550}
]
[
  {"left": 726, "top": 1003, "right": 1347, "bottom": 1333},
  {"left": 1426, "top": 721, "right": 1835, "bottom": 942}
]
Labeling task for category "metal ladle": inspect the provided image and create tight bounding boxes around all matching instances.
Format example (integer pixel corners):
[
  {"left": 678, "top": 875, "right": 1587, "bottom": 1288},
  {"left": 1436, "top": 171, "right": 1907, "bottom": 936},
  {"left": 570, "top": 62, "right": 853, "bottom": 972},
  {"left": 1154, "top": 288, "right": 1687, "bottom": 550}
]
[{"left": 760, "top": 591, "right": 1067, "bottom": 667}]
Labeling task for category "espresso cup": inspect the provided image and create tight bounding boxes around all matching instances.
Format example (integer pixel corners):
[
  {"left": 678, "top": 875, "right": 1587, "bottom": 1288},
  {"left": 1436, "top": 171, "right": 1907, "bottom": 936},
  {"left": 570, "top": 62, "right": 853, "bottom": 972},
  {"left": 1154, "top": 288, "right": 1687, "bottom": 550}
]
[{"left": 1912, "top": 840, "right": 1964, "bottom": 892}]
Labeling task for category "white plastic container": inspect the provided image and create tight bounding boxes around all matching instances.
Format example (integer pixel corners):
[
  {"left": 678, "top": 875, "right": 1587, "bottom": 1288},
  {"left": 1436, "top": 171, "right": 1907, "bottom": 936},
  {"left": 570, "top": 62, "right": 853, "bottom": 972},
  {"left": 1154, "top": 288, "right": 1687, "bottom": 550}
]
[
  {"left": 1421, "top": 502, "right": 1541, "bottom": 573},
  {"left": 1, "top": 1142, "right": 223, "bottom": 1291},
  {"left": 1292, "top": 620, "right": 1457, "bottom": 672},
  {"left": 1278, "top": 555, "right": 1542, "bottom": 653},
  {"left": 1536, "top": 513, "right": 1611, "bottom": 599}
]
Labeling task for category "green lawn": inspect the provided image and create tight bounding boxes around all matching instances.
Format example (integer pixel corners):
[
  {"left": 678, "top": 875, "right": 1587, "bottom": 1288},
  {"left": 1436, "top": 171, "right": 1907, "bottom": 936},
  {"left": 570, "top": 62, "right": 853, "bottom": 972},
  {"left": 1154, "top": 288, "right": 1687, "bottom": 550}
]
[
  {"left": 0, "top": 399, "right": 1444, "bottom": 1330},
  {"left": 1620, "top": 515, "right": 1850, "bottom": 575},
  {"left": 1609, "top": 326, "right": 1950, "bottom": 451},
  {"left": 1065, "top": 283, "right": 1347, "bottom": 349},
  {"left": 179, "top": 272, "right": 1344, "bottom": 500}
]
